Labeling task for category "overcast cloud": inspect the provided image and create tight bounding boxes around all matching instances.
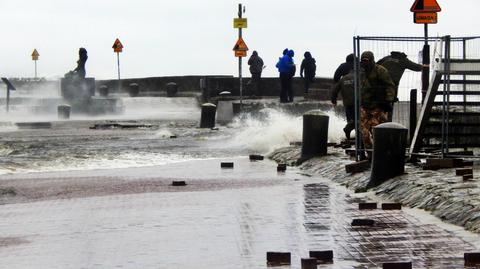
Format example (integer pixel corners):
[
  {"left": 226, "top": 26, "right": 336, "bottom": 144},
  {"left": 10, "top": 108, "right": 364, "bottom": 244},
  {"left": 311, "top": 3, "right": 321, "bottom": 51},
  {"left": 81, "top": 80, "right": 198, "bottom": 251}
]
[{"left": 0, "top": 0, "right": 478, "bottom": 79}]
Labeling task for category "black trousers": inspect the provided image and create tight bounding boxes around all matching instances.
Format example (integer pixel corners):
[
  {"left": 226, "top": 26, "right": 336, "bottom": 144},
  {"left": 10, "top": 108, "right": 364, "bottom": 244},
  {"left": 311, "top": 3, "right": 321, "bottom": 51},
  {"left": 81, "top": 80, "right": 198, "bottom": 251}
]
[{"left": 280, "top": 73, "right": 293, "bottom": 103}]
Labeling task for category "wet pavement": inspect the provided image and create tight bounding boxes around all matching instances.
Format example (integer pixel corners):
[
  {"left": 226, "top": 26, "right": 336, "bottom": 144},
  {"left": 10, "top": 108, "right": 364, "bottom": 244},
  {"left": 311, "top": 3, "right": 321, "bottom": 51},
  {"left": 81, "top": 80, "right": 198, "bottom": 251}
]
[{"left": 0, "top": 158, "right": 479, "bottom": 269}]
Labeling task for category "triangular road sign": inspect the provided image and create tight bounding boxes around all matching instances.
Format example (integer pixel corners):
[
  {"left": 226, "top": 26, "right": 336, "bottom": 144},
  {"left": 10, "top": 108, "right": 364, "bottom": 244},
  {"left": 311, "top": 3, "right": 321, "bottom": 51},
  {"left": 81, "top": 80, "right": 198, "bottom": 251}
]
[
  {"left": 112, "top": 38, "right": 124, "bottom": 53},
  {"left": 411, "top": 0, "right": 441, "bottom": 12},
  {"left": 232, "top": 37, "right": 249, "bottom": 51},
  {"left": 31, "top": 49, "right": 39, "bottom": 60}
]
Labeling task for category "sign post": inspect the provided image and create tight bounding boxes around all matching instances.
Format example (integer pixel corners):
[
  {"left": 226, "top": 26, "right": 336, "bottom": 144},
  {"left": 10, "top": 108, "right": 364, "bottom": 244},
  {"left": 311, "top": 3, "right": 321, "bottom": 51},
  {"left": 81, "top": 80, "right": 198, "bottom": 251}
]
[
  {"left": 112, "top": 38, "right": 124, "bottom": 93},
  {"left": 233, "top": 4, "right": 248, "bottom": 105},
  {"left": 31, "top": 49, "right": 40, "bottom": 79},
  {"left": 410, "top": 0, "right": 442, "bottom": 102}
]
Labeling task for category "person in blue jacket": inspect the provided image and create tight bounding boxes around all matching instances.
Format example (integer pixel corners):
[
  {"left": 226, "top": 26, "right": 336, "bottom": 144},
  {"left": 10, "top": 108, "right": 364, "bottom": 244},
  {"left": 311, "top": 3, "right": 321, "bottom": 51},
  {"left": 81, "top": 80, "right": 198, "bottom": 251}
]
[{"left": 276, "top": 49, "right": 296, "bottom": 103}]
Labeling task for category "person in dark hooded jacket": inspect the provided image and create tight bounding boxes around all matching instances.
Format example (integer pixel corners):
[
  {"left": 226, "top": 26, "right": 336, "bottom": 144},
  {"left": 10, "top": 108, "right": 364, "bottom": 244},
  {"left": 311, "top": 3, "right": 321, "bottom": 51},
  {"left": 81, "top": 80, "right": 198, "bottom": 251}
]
[
  {"left": 377, "top": 51, "right": 424, "bottom": 121},
  {"left": 333, "top": 53, "right": 354, "bottom": 83},
  {"left": 300, "top": 51, "right": 316, "bottom": 93},
  {"left": 248, "top": 50, "right": 264, "bottom": 96}
]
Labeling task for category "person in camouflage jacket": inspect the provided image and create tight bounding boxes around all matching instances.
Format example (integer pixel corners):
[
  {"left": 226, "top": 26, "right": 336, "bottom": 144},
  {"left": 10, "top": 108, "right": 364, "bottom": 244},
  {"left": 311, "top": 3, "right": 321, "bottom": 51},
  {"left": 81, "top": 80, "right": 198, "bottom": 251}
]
[{"left": 359, "top": 51, "right": 396, "bottom": 155}]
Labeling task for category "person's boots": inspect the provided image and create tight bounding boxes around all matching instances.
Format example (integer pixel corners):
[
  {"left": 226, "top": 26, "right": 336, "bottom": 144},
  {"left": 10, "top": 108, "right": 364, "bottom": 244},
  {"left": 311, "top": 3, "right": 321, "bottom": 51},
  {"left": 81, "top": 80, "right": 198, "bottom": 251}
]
[{"left": 343, "top": 127, "right": 351, "bottom": 140}]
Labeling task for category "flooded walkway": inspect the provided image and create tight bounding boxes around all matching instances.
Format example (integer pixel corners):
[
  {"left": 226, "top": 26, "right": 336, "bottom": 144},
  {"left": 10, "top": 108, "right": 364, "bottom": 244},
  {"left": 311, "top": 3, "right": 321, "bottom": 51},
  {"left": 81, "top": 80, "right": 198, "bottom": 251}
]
[{"left": 0, "top": 158, "right": 478, "bottom": 269}]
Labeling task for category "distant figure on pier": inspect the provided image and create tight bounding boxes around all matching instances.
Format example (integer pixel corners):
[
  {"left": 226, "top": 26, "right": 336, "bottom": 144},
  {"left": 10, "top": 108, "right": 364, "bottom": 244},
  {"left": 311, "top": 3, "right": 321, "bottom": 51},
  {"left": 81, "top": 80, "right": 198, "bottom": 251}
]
[
  {"left": 247, "top": 50, "right": 264, "bottom": 96},
  {"left": 333, "top": 53, "right": 354, "bottom": 83},
  {"left": 276, "top": 49, "right": 296, "bottom": 103},
  {"left": 377, "top": 51, "right": 423, "bottom": 121},
  {"left": 300, "top": 51, "right": 316, "bottom": 94},
  {"left": 65, "top": 48, "right": 88, "bottom": 80},
  {"left": 331, "top": 70, "right": 355, "bottom": 140},
  {"left": 359, "top": 51, "right": 395, "bottom": 159}
]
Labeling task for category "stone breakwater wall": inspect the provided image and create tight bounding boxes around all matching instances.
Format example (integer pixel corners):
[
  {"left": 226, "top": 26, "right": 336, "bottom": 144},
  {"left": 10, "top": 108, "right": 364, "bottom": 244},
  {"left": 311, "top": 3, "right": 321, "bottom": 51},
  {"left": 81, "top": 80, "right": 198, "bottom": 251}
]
[{"left": 269, "top": 146, "right": 480, "bottom": 233}]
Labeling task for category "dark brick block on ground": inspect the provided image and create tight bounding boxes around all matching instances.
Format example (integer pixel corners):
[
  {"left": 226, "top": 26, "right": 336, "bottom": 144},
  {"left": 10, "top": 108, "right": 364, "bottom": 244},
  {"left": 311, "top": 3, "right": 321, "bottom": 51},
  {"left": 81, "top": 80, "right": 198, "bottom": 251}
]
[
  {"left": 382, "top": 203, "right": 402, "bottom": 210},
  {"left": 277, "top": 164, "right": 287, "bottom": 172},
  {"left": 463, "top": 174, "right": 474, "bottom": 181},
  {"left": 345, "top": 160, "right": 371, "bottom": 174},
  {"left": 382, "top": 262, "right": 412, "bottom": 269},
  {"left": 266, "top": 252, "right": 291, "bottom": 266},
  {"left": 171, "top": 181, "right": 186, "bottom": 186},
  {"left": 351, "top": 219, "right": 375, "bottom": 226},
  {"left": 465, "top": 252, "right": 480, "bottom": 266},
  {"left": 456, "top": 168, "right": 473, "bottom": 176},
  {"left": 249, "top": 154, "right": 264, "bottom": 161},
  {"left": 221, "top": 162, "right": 234, "bottom": 168},
  {"left": 359, "top": 202, "right": 378, "bottom": 210},
  {"left": 309, "top": 250, "right": 333, "bottom": 263},
  {"left": 301, "top": 258, "right": 317, "bottom": 269}
]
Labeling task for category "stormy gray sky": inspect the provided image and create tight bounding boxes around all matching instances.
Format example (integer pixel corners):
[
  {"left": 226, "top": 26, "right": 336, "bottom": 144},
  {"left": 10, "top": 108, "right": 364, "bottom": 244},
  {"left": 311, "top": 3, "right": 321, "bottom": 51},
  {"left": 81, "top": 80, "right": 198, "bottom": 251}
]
[{"left": 0, "top": 0, "right": 478, "bottom": 79}]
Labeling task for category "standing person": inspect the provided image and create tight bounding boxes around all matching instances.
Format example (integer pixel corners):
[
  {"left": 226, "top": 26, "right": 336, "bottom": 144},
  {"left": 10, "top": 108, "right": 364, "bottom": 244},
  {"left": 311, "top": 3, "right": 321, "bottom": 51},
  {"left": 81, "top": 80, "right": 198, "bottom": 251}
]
[
  {"left": 276, "top": 49, "right": 296, "bottom": 103},
  {"left": 359, "top": 51, "right": 396, "bottom": 159},
  {"left": 333, "top": 53, "right": 354, "bottom": 83},
  {"left": 300, "top": 51, "right": 316, "bottom": 93},
  {"left": 247, "top": 50, "right": 264, "bottom": 96},
  {"left": 377, "top": 51, "right": 424, "bottom": 121},
  {"left": 331, "top": 70, "right": 355, "bottom": 140}
]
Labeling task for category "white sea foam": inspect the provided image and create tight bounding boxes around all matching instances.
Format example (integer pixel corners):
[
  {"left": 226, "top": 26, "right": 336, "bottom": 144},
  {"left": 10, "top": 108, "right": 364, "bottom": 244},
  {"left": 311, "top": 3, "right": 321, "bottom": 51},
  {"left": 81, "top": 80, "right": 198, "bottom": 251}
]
[{"left": 227, "top": 108, "right": 349, "bottom": 154}]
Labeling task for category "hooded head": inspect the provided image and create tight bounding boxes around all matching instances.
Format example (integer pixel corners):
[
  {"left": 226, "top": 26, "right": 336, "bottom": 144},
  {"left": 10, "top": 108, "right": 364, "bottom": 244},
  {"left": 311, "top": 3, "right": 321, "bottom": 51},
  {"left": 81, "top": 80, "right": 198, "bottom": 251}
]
[
  {"left": 304, "top": 51, "right": 312, "bottom": 59},
  {"left": 288, "top": 49, "right": 294, "bottom": 57},
  {"left": 283, "top": 48, "right": 289, "bottom": 55},
  {"left": 390, "top": 51, "right": 407, "bottom": 59},
  {"left": 360, "top": 51, "right": 375, "bottom": 71},
  {"left": 346, "top": 53, "right": 354, "bottom": 63},
  {"left": 252, "top": 50, "right": 258, "bottom": 57}
]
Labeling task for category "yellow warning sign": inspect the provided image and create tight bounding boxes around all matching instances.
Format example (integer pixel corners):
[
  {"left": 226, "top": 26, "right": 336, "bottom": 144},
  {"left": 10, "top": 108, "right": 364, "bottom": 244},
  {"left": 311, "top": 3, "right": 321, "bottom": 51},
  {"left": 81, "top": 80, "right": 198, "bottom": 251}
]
[
  {"left": 414, "top": 12, "right": 438, "bottom": 24},
  {"left": 31, "top": 49, "right": 39, "bottom": 61},
  {"left": 233, "top": 18, "right": 248, "bottom": 28},
  {"left": 112, "top": 38, "right": 124, "bottom": 53}
]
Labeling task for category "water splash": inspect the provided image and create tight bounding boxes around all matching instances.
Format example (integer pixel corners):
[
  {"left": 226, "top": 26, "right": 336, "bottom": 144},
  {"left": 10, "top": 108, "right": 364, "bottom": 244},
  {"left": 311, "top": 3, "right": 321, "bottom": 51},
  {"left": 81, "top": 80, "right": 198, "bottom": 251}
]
[{"left": 226, "top": 108, "right": 348, "bottom": 154}]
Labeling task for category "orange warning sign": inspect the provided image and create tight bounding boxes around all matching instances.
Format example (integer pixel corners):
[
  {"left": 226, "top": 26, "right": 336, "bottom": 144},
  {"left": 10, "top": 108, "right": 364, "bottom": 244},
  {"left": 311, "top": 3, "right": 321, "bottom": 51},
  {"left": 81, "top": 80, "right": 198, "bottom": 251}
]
[
  {"left": 31, "top": 49, "right": 40, "bottom": 61},
  {"left": 235, "top": 50, "right": 247, "bottom": 57},
  {"left": 414, "top": 12, "right": 438, "bottom": 24},
  {"left": 112, "top": 38, "right": 124, "bottom": 53},
  {"left": 232, "top": 37, "right": 249, "bottom": 51},
  {"left": 410, "top": 0, "right": 441, "bottom": 13}
]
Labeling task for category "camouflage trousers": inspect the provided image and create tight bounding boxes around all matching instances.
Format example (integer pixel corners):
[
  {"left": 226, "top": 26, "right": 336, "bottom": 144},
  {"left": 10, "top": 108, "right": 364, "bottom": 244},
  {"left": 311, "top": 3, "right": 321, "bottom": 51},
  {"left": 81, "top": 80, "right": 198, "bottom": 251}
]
[{"left": 360, "top": 107, "right": 388, "bottom": 149}]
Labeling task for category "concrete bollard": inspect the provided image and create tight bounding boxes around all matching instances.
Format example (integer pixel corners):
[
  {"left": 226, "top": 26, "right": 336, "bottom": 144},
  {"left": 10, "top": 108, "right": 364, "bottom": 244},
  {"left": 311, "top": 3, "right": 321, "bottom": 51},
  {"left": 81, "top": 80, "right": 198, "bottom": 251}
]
[
  {"left": 301, "top": 258, "right": 317, "bottom": 269},
  {"left": 57, "top": 105, "right": 71, "bottom": 120},
  {"left": 369, "top": 122, "right": 408, "bottom": 188},
  {"left": 129, "top": 83, "right": 139, "bottom": 97},
  {"left": 166, "top": 82, "right": 178, "bottom": 97},
  {"left": 200, "top": 103, "right": 216, "bottom": 128},
  {"left": 216, "top": 91, "right": 234, "bottom": 124},
  {"left": 301, "top": 110, "right": 329, "bottom": 159},
  {"left": 99, "top": 85, "right": 109, "bottom": 97}
]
